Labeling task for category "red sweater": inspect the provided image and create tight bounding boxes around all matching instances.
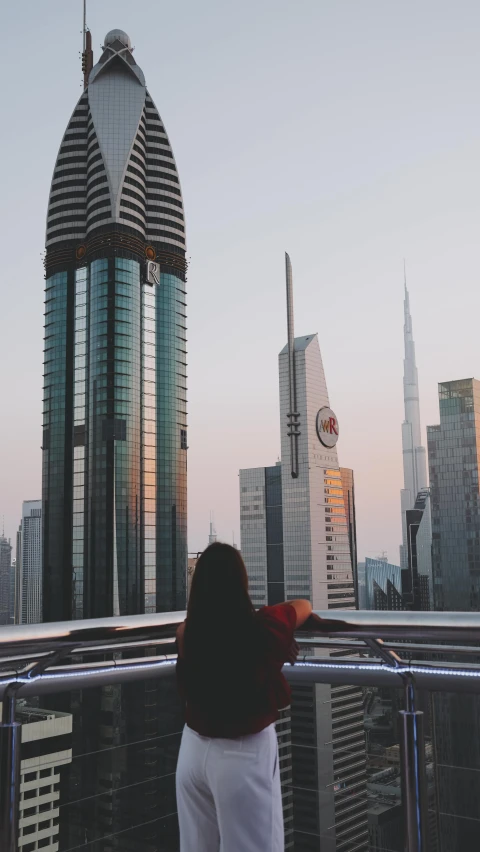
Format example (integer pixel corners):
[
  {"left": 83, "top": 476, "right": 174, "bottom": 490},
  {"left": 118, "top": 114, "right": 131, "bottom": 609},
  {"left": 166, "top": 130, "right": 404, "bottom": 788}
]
[{"left": 176, "top": 603, "right": 297, "bottom": 738}]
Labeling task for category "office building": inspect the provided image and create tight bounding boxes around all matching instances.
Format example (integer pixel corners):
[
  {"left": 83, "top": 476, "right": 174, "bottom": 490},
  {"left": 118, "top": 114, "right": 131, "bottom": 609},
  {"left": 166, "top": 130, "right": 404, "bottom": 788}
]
[
  {"left": 363, "top": 557, "right": 403, "bottom": 611},
  {"left": 340, "top": 467, "right": 358, "bottom": 605},
  {"left": 400, "top": 282, "right": 428, "bottom": 569},
  {"left": 16, "top": 501, "right": 42, "bottom": 624},
  {"left": 42, "top": 27, "right": 187, "bottom": 850},
  {"left": 402, "top": 487, "right": 433, "bottom": 610},
  {"left": 239, "top": 462, "right": 292, "bottom": 847},
  {"left": 0, "top": 532, "right": 12, "bottom": 625},
  {"left": 240, "top": 462, "right": 284, "bottom": 607},
  {"left": 428, "top": 378, "right": 480, "bottom": 850},
  {"left": 10, "top": 559, "right": 16, "bottom": 625},
  {"left": 240, "top": 254, "right": 367, "bottom": 852},
  {"left": 10, "top": 702, "right": 73, "bottom": 852},
  {"left": 429, "top": 379, "right": 480, "bottom": 611},
  {"left": 187, "top": 554, "right": 199, "bottom": 599},
  {"left": 357, "top": 561, "right": 367, "bottom": 609}
]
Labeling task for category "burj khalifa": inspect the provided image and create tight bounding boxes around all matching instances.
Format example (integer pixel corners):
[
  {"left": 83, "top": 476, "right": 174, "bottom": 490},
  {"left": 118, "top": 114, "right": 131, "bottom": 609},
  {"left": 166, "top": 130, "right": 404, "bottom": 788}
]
[{"left": 399, "top": 280, "right": 428, "bottom": 569}]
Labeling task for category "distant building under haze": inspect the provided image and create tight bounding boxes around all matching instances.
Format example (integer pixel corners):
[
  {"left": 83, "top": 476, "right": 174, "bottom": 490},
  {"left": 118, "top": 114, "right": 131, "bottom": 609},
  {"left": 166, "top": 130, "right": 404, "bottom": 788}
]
[
  {"left": 363, "top": 557, "right": 403, "bottom": 611},
  {"left": 16, "top": 500, "right": 42, "bottom": 624},
  {"left": 0, "top": 533, "right": 12, "bottom": 625},
  {"left": 399, "top": 282, "right": 428, "bottom": 569}
]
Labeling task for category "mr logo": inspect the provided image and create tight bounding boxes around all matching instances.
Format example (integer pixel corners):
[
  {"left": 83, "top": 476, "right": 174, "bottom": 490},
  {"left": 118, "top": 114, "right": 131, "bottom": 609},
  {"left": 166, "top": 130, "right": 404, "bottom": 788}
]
[
  {"left": 146, "top": 261, "right": 160, "bottom": 286},
  {"left": 316, "top": 406, "right": 339, "bottom": 448}
]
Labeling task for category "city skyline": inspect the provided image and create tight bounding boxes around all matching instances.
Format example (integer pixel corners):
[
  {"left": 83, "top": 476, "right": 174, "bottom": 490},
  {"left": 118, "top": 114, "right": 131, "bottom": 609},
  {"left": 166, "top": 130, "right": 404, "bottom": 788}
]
[{"left": 4, "top": 2, "right": 480, "bottom": 563}]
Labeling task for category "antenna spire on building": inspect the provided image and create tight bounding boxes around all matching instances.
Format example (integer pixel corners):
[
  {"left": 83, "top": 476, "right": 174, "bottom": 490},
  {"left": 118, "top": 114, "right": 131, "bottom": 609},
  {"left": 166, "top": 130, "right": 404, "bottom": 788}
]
[
  {"left": 81, "top": 1, "right": 93, "bottom": 89},
  {"left": 285, "top": 252, "right": 299, "bottom": 478}
]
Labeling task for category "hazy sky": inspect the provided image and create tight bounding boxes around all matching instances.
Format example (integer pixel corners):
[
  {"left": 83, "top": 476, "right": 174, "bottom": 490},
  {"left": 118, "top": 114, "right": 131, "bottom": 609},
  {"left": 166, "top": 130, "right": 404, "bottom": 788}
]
[{"left": 2, "top": 1, "right": 480, "bottom": 564}]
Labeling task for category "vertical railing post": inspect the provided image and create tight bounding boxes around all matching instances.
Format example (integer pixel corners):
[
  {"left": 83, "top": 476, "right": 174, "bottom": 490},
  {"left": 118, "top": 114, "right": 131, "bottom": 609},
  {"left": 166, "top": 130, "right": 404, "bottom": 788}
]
[
  {"left": 0, "top": 691, "right": 21, "bottom": 852},
  {"left": 399, "top": 675, "right": 429, "bottom": 852}
]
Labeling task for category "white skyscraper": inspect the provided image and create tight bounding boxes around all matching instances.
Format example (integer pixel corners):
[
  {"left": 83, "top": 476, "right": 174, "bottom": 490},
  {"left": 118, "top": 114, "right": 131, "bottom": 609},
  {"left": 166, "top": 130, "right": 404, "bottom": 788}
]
[
  {"left": 16, "top": 500, "right": 42, "bottom": 624},
  {"left": 400, "top": 282, "right": 427, "bottom": 569},
  {"left": 240, "top": 255, "right": 367, "bottom": 851}
]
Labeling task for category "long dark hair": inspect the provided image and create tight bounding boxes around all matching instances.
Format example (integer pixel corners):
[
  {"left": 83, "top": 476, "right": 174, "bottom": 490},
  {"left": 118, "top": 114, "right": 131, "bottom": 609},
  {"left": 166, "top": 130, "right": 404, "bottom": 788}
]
[{"left": 183, "top": 542, "right": 265, "bottom": 719}]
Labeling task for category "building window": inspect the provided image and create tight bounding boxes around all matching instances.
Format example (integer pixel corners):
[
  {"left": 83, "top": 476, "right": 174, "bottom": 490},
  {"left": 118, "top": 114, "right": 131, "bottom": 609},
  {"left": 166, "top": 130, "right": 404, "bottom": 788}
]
[
  {"left": 23, "top": 789, "right": 37, "bottom": 801},
  {"left": 23, "top": 806, "right": 36, "bottom": 817}
]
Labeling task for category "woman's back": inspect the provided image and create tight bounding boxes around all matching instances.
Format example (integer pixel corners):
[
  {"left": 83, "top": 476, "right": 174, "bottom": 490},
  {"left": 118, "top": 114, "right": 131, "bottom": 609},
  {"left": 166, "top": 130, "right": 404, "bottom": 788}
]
[
  {"left": 177, "top": 602, "right": 297, "bottom": 737},
  {"left": 175, "top": 542, "right": 313, "bottom": 852}
]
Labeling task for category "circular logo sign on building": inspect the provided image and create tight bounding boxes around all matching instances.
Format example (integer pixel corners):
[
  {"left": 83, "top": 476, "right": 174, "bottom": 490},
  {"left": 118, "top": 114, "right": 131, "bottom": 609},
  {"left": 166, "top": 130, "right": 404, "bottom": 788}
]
[{"left": 316, "top": 407, "right": 339, "bottom": 448}]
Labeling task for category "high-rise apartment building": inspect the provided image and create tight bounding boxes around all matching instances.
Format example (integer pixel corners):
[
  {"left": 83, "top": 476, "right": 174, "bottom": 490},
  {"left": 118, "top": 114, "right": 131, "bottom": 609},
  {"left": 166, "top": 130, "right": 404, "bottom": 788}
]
[
  {"left": 240, "top": 255, "right": 367, "bottom": 852},
  {"left": 15, "top": 501, "right": 42, "bottom": 624},
  {"left": 400, "top": 283, "right": 428, "bottom": 568},
  {"left": 42, "top": 28, "right": 187, "bottom": 851},
  {"left": 0, "top": 533, "right": 12, "bottom": 625},
  {"left": 428, "top": 378, "right": 480, "bottom": 850}
]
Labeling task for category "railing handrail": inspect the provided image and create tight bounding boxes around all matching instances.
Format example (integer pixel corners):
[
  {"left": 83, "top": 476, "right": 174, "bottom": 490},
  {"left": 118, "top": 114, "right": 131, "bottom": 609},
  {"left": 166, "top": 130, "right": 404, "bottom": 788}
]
[
  {"left": 1, "top": 608, "right": 480, "bottom": 658},
  {"left": 0, "top": 611, "right": 187, "bottom": 657},
  {"left": 1, "top": 607, "right": 479, "bottom": 852}
]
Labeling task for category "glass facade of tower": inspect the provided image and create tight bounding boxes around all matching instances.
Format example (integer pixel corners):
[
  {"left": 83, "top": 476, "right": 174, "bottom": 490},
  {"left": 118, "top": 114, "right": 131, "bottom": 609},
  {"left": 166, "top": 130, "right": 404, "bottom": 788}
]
[
  {"left": 43, "top": 257, "right": 187, "bottom": 621},
  {"left": 428, "top": 378, "right": 480, "bottom": 851}
]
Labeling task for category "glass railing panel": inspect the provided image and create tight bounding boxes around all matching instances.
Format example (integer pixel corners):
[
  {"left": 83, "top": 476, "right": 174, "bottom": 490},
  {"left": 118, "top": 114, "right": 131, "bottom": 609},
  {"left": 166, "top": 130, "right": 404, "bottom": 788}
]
[{"left": 15, "top": 676, "right": 183, "bottom": 852}]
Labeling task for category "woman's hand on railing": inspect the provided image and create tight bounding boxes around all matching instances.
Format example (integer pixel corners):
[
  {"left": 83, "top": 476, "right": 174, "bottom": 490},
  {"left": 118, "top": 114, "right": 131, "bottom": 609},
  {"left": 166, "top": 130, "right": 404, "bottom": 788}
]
[{"left": 301, "top": 613, "right": 346, "bottom": 633}]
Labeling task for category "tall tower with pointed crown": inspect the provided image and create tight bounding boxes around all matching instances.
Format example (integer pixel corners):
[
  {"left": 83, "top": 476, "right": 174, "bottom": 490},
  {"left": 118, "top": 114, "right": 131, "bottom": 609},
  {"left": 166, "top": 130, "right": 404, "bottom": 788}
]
[
  {"left": 400, "top": 279, "right": 427, "bottom": 568},
  {"left": 42, "top": 29, "right": 187, "bottom": 622},
  {"left": 41, "top": 27, "right": 188, "bottom": 852}
]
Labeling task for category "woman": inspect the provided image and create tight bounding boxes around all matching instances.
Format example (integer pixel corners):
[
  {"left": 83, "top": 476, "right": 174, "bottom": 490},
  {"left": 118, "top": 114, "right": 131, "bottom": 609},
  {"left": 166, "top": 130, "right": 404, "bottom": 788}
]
[{"left": 175, "top": 541, "right": 313, "bottom": 852}]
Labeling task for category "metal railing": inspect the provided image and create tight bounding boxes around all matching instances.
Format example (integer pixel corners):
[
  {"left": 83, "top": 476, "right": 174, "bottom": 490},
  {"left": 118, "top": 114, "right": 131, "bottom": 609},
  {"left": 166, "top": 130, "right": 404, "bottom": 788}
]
[{"left": 1, "top": 609, "right": 480, "bottom": 852}]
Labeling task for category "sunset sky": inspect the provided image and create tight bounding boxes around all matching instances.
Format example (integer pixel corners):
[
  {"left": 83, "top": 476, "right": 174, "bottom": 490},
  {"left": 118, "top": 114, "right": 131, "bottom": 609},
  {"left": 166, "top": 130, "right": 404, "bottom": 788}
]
[{"left": 2, "top": 1, "right": 480, "bottom": 566}]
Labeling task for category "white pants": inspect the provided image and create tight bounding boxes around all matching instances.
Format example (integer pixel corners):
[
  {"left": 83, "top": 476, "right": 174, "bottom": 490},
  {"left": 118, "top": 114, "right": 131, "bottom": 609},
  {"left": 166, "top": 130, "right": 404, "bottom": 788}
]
[{"left": 176, "top": 723, "right": 284, "bottom": 852}]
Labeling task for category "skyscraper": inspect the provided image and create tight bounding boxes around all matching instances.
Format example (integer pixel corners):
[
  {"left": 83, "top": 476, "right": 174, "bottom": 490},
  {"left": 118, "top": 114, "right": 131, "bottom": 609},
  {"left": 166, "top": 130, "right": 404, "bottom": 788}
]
[
  {"left": 239, "top": 464, "right": 293, "bottom": 848},
  {"left": 402, "top": 487, "right": 433, "bottom": 610},
  {"left": 428, "top": 378, "right": 480, "bottom": 850},
  {"left": 0, "top": 532, "right": 12, "bottom": 625},
  {"left": 400, "top": 281, "right": 428, "bottom": 569},
  {"left": 363, "top": 557, "right": 403, "bottom": 611},
  {"left": 43, "top": 28, "right": 187, "bottom": 623},
  {"left": 42, "top": 28, "right": 187, "bottom": 850},
  {"left": 239, "top": 462, "right": 284, "bottom": 608},
  {"left": 240, "top": 255, "right": 368, "bottom": 852},
  {"left": 16, "top": 500, "right": 42, "bottom": 624}
]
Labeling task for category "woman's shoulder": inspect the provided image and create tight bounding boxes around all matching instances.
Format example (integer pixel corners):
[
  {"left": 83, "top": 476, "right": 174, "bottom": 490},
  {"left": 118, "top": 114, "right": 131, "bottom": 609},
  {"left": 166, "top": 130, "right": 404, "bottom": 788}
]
[{"left": 256, "top": 603, "right": 296, "bottom": 631}]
